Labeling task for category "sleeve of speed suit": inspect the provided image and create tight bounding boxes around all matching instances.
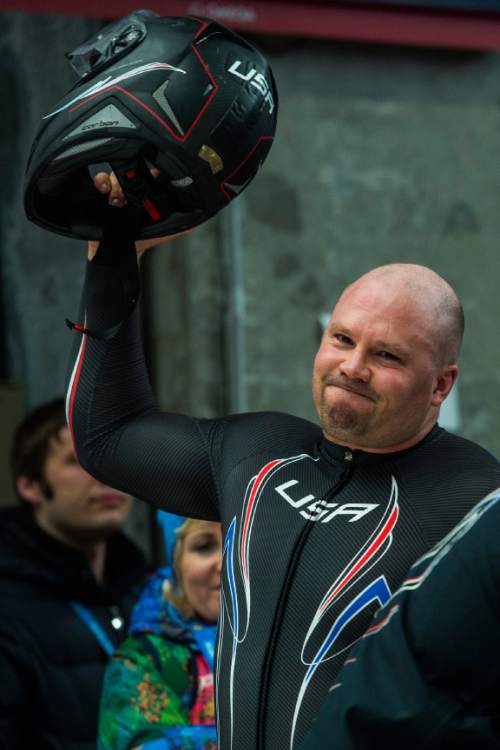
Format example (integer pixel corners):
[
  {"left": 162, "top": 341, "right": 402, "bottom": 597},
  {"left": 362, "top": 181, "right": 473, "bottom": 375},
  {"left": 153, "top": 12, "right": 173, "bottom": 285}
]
[{"left": 65, "top": 228, "right": 219, "bottom": 521}]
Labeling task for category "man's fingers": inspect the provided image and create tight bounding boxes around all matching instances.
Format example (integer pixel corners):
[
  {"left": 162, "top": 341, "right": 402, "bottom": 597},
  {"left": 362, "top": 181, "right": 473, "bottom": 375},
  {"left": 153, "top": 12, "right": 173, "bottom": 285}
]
[
  {"left": 93, "top": 168, "right": 161, "bottom": 208},
  {"left": 93, "top": 172, "right": 126, "bottom": 207},
  {"left": 108, "top": 172, "right": 126, "bottom": 207},
  {"left": 94, "top": 172, "right": 111, "bottom": 194},
  {"left": 88, "top": 168, "right": 192, "bottom": 260}
]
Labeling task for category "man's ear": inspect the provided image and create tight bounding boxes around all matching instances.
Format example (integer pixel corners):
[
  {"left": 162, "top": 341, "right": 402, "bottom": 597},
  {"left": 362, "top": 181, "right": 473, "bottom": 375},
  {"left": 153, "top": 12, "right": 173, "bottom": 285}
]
[
  {"left": 431, "top": 364, "right": 459, "bottom": 407},
  {"left": 16, "top": 476, "right": 45, "bottom": 507}
]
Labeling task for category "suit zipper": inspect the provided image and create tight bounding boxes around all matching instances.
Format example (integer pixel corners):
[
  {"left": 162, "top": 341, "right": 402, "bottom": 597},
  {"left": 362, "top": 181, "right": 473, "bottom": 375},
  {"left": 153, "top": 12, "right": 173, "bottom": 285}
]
[{"left": 256, "top": 450, "right": 355, "bottom": 750}]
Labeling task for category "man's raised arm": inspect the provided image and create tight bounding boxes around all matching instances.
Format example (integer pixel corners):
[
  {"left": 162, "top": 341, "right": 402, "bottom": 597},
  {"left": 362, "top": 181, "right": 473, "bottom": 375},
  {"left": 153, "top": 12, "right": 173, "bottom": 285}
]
[{"left": 66, "top": 214, "right": 219, "bottom": 521}]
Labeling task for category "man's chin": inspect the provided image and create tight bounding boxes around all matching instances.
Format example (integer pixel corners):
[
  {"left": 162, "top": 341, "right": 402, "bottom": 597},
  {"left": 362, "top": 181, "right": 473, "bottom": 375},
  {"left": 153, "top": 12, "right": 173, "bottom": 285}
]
[{"left": 320, "top": 404, "right": 369, "bottom": 438}]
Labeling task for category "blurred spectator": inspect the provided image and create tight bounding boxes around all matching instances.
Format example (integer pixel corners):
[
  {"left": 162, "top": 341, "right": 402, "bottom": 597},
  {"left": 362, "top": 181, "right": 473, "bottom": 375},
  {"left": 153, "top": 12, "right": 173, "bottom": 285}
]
[
  {"left": 0, "top": 397, "right": 148, "bottom": 750},
  {"left": 98, "top": 513, "right": 221, "bottom": 750}
]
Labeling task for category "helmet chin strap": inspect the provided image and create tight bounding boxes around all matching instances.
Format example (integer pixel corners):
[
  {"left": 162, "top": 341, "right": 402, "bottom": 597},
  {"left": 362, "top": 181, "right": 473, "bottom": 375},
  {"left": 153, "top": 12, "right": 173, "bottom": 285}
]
[{"left": 110, "top": 158, "right": 163, "bottom": 223}]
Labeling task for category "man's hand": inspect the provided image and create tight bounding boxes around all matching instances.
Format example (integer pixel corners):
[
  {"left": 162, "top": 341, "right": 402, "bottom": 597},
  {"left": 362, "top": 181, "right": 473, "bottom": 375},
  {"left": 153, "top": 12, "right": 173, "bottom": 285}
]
[{"left": 88, "top": 170, "right": 192, "bottom": 260}]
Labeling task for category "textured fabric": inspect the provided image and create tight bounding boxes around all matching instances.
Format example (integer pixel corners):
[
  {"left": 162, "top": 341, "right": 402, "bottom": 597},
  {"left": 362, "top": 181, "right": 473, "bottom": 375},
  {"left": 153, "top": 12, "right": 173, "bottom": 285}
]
[
  {"left": 299, "top": 488, "right": 500, "bottom": 749},
  {"left": 0, "top": 506, "right": 147, "bottom": 750},
  {"left": 98, "top": 567, "right": 217, "bottom": 750},
  {"left": 67, "top": 244, "right": 500, "bottom": 750}
]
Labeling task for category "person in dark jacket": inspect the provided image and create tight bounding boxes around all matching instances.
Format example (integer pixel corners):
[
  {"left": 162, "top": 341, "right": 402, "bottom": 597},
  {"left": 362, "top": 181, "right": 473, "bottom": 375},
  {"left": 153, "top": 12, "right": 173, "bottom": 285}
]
[
  {"left": 99, "top": 512, "right": 220, "bottom": 750},
  {"left": 298, "top": 486, "right": 500, "bottom": 750},
  {"left": 0, "top": 398, "right": 148, "bottom": 750}
]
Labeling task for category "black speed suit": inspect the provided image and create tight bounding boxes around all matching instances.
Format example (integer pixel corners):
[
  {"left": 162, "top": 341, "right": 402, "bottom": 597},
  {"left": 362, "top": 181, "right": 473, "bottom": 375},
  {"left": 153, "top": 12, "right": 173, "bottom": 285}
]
[{"left": 67, "top": 240, "right": 500, "bottom": 750}]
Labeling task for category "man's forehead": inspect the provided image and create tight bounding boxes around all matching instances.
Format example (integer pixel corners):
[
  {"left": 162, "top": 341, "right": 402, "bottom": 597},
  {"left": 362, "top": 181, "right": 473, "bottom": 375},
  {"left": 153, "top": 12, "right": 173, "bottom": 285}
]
[
  {"left": 329, "top": 291, "right": 436, "bottom": 353},
  {"left": 332, "top": 285, "right": 418, "bottom": 321}
]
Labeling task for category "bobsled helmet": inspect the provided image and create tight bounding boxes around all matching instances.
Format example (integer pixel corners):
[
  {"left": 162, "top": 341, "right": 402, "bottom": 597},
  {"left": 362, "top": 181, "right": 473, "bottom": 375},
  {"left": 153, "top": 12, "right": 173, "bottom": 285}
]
[{"left": 24, "top": 9, "right": 278, "bottom": 240}]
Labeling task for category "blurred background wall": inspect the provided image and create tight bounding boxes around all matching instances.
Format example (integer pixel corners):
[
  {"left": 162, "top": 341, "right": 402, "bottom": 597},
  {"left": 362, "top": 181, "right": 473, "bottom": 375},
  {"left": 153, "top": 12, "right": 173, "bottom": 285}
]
[{"left": 1, "top": 9, "right": 499, "bottom": 551}]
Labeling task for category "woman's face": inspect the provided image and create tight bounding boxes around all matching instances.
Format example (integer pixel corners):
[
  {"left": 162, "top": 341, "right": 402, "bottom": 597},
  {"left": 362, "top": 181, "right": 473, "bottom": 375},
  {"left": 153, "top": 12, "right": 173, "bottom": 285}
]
[{"left": 179, "top": 521, "right": 222, "bottom": 622}]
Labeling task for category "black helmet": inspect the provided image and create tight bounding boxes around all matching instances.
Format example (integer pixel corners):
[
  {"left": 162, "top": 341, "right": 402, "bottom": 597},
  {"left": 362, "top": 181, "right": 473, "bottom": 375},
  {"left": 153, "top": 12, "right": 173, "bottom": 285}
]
[{"left": 24, "top": 10, "right": 278, "bottom": 240}]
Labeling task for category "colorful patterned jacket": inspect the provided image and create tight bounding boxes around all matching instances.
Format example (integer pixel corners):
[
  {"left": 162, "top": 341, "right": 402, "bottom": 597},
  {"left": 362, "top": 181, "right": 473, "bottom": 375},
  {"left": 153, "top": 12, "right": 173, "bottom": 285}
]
[{"left": 98, "top": 567, "right": 217, "bottom": 750}]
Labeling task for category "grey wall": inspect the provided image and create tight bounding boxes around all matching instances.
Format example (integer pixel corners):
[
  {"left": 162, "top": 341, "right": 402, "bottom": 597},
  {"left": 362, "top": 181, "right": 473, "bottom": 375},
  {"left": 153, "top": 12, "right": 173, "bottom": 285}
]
[
  {"left": 2, "top": 16, "right": 500, "bottom": 466},
  {"left": 1, "top": 12, "right": 100, "bottom": 408}
]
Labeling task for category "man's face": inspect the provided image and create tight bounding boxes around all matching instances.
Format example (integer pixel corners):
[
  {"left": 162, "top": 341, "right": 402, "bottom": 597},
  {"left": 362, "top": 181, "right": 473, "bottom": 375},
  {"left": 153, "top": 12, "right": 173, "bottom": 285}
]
[
  {"left": 33, "top": 426, "right": 132, "bottom": 543},
  {"left": 312, "top": 281, "right": 456, "bottom": 451}
]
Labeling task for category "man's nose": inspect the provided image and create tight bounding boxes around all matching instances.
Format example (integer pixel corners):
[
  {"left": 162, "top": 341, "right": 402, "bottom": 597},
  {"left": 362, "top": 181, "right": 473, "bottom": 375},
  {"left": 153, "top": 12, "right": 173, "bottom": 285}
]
[{"left": 339, "top": 348, "right": 370, "bottom": 381}]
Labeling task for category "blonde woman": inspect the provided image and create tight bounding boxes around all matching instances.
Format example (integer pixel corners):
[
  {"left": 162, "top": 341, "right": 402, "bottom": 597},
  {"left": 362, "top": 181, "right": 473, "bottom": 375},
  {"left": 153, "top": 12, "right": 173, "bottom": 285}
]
[{"left": 98, "top": 513, "right": 221, "bottom": 750}]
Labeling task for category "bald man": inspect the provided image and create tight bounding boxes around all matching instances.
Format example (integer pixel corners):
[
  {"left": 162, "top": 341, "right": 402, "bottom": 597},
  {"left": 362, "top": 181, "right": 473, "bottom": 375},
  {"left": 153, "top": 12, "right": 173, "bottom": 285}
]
[
  {"left": 66, "top": 225, "right": 500, "bottom": 750},
  {"left": 313, "top": 263, "right": 462, "bottom": 452}
]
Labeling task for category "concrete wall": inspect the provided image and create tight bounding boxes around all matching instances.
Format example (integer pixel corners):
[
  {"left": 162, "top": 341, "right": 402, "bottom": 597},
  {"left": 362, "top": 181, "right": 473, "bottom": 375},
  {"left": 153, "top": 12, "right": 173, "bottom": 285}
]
[{"left": 1, "top": 15, "right": 499, "bottom": 489}]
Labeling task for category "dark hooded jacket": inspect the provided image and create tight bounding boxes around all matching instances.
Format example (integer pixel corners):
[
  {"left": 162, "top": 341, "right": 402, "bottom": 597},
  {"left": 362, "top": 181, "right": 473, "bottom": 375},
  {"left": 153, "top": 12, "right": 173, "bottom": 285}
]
[{"left": 0, "top": 506, "right": 147, "bottom": 750}]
